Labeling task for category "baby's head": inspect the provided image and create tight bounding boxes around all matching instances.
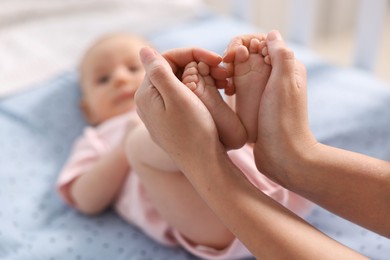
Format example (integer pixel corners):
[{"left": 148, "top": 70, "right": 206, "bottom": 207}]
[{"left": 79, "top": 33, "right": 149, "bottom": 125}]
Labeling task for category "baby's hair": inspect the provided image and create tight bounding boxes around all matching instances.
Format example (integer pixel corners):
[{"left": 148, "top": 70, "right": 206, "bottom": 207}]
[
  {"left": 79, "top": 33, "right": 148, "bottom": 71},
  {"left": 78, "top": 32, "right": 149, "bottom": 88}
]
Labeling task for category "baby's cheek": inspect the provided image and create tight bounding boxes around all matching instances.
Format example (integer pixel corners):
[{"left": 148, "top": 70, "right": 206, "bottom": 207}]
[{"left": 137, "top": 72, "right": 146, "bottom": 85}]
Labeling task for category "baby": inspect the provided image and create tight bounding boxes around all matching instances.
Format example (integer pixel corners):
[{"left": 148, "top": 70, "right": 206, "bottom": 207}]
[{"left": 57, "top": 33, "right": 311, "bottom": 260}]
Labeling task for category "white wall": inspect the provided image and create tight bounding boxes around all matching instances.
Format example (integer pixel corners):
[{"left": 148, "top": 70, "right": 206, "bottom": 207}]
[
  {"left": 203, "top": 0, "right": 390, "bottom": 82},
  {"left": 203, "top": 0, "right": 359, "bottom": 39}
]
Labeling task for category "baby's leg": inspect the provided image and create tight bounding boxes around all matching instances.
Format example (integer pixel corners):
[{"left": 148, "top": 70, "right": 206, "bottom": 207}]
[
  {"left": 126, "top": 125, "right": 234, "bottom": 249},
  {"left": 182, "top": 62, "right": 247, "bottom": 150},
  {"left": 234, "top": 38, "right": 271, "bottom": 143}
]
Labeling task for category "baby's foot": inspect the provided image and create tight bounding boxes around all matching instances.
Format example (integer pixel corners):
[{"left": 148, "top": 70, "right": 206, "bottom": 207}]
[
  {"left": 182, "top": 61, "right": 247, "bottom": 149},
  {"left": 233, "top": 38, "right": 271, "bottom": 143}
]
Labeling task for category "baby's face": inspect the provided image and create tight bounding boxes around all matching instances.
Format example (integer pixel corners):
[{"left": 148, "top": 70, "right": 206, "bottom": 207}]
[{"left": 80, "top": 35, "right": 147, "bottom": 125}]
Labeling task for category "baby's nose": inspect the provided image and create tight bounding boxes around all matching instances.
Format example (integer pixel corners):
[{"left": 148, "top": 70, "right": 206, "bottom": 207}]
[{"left": 112, "top": 66, "right": 131, "bottom": 87}]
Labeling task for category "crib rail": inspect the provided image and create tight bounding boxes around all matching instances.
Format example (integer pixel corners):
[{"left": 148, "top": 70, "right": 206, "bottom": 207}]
[
  {"left": 229, "top": 0, "right": 388, "bottom": 71},
  {"left": 353, "top": 0, "right": 388, "bottom": 70}
]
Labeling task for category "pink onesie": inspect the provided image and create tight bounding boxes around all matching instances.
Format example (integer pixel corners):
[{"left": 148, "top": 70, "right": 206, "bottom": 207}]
[{"left": 57, "top": 111, "right": 312, "bottom": 260}]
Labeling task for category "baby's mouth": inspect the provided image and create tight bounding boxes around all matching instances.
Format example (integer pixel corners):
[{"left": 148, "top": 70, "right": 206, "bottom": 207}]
[{"left": 114, "top": 89, "right": 135, "bottom": 103}]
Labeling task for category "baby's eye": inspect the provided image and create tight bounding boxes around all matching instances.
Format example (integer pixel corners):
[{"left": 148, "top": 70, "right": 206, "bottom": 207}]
[
  {"left": 128, "top": 66, "right": 141, "bottom": 73},
  {"left": 97, "top": 75, "right": 110, "bottom": 84}
]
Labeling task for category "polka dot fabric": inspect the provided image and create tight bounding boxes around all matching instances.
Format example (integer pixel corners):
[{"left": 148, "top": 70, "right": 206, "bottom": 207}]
[{"left": 0, "top": 72, "right": 198, "bottom": 260}]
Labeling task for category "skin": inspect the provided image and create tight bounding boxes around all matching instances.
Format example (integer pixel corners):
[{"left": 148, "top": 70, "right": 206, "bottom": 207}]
[
  {"left": 70, "top": 36, "right": 238, "bottom": 249},
  {"left": 126, "top": 124, "right": 235, "bottom": 249},
  {"left": 225, "top": 32, "right": 390, "bottom": 238},
  {"left": 125, "top": 48, "right": 246, "bottom": 249},
  {"left": 69, "top": 34, "right": 147, "bottom": 214},
  {"left": 251, "top": 31, "right": 390, "bottom": 238},
  {"left": 182, "top": 61, "right": 247, "bottom": 149},
  {"left": 134, "top": 31, "right": 377, "bottom": 258},
  {"left": 79, "top": 34, "right": 147, "bottom": 125},
  {"left": 225, "top": 35, "right": 272, "bottom": 143}
]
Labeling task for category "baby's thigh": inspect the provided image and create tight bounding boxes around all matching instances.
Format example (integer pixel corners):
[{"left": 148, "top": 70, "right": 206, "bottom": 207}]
[
  {"left": 127, "top": 137, "right": 233, "bottom": 248},
  {"left": 144, "top": 166, "right": 233, "bottom": 247}
]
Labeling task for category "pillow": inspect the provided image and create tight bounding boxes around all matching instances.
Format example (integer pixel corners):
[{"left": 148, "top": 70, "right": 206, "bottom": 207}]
[{"left": 0, "top": 0, "right": 203, "bottom": 96}]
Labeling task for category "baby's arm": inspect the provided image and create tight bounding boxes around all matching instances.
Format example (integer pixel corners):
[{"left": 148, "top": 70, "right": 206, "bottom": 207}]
[
  {"left": 182, "top": 61, "right": 247, "bottom": 150},
  {"left": 69, "top": 144, "right": 129, "bottom": 215},
  {"left": 59, "top": 114, "right": 141, "bottom": 215}
]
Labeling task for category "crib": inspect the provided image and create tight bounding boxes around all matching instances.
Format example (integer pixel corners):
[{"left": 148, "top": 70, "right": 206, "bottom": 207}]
[{"left": 230, "top": 0, "right": 388, "bottom": 71}]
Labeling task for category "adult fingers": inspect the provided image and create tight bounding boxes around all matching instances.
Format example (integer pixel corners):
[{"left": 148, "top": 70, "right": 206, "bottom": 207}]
[
  {"left": 162, "top": 47, "right": 222, "bottom": 74},
  {"left": 139, "top": 47, "right": 185, "bottom": 101},
  {"left": 135, "top": 48, "right": 163, "bottom": 118},
  {"left": 266, "top": 30, "right": 296, "bottom": 78}
]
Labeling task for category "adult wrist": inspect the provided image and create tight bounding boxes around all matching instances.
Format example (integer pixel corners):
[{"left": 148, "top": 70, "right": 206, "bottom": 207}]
[
  {"left": 281, "top": 139, "right": 323, "bottom": 193},
  {"left": 254, "top": 130, "right": 319, "bottom": 192}
]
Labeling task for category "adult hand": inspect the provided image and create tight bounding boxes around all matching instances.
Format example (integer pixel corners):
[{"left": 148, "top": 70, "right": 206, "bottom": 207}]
[
  {"left": 252, "top": 31, "right": 317, "bottom": 187},
  {"left": 135, "top": 47, "right": 226, "bottom": 171},
  {"left": 223, "top": 31, "right": 317, "bottom": 187},
  {"left": 251, "top": 32, "right": 390, "bottom": 238}
]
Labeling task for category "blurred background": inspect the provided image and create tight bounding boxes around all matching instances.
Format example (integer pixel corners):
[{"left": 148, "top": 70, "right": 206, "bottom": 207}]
[
  {"left": 0, "top": 0, "right": 389, "bottom": 96},
  {"left": 205, "top": 0, "right": 390, "bottom": 82}
]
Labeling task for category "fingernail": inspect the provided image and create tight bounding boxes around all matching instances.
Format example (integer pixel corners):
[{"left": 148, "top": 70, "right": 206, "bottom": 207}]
[
  {"left": 140, "top": 47, "right": 157, "bottom": 64},
  {"left": 267, "top": 31, "right": 282, "bottom": 41}
]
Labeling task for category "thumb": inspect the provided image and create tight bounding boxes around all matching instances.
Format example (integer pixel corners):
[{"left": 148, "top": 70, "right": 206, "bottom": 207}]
[
  {"left": 140, "top": 47, "right": 184, "bottom": 98},
  {"left": 266, "top": 30, "right": 296, "bottom": 76}
]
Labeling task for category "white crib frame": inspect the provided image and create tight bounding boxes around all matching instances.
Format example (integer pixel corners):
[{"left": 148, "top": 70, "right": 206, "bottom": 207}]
[{"left": 230, "top": 0, "right": 388, "bottom": 71}]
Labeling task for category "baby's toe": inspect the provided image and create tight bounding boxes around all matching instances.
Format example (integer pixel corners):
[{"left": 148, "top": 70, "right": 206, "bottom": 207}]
[
  {"left": 184, "top": 61, "right": 198, "bottom": 70},
  {"left": 182, "top": 74, "right": 199, "bottom": 85},
  {"left": 264, "top": 55, "right": 271, "bottom": 65},
  {"left": 261, "top": 46, "right": 268, "bottom": 57},
  {"left": 185, "top": 82, "right": 197, "bottom": 91},
  {"left": 234, "top": 45, "right": 249, "bottom": 63},
  {"left": 261, "top": 45, "right": 271, "bottom": 65},
  {"left": 249, "top": 38, "right": 260, "bottom": 54},
  {"left": 182, "top": 68, "right": 198, "bottom": 79},
  {"left": 198, "top": 61, "right": 210, "bottom": 76}
]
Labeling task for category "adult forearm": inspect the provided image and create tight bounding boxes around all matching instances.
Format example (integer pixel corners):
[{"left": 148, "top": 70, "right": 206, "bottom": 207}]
[
  {"left": 182, "top": 149, "right": 366, "bottom": 259},
  {"left": 288, "top": 143, "right": 390, "bottom": 237},
  {"left": 70, "top": 145, "right": 129, "bottom": 214}
]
